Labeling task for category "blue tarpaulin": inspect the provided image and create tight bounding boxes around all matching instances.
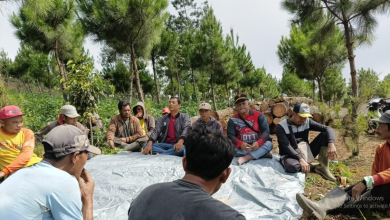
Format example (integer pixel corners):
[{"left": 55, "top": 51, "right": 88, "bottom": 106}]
[{"left": 86, "top": 152, "right": 304, "bottom": 220}]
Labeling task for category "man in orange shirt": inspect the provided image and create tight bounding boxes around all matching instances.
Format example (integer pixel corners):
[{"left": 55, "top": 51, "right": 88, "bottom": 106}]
[
  {"left": 0, "top": 106, "right": 42, "bottom": 181},
  {"left": 296, "top": 111, "right": 390, "bottom": 219}
]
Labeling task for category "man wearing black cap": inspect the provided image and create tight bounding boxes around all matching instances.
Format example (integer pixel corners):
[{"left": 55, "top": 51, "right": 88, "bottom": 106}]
[
  {"left": 227, "top": 94, "right": 273, "bottom": 165},
  {"left": 276, "top": 103, "right": 337, "bottom": 182},
  {"left": 0, "top": 125, "right": 101, "bottom": 220},
  {"left": 295, "top": 110, "right": 390, "bottom": 219}
]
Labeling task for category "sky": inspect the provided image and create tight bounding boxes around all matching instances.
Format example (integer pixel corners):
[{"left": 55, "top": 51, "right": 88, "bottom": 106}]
[{"left": 1, "top": 0, "right": 390, "bottom": 81}]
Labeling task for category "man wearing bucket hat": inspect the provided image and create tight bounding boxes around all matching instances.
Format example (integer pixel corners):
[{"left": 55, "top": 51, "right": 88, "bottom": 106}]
[
  {"left": 0, "top": 105, "right": 42, "bottom": 181},
  {"left": 192, "top": 103, "right": 223, "bottom": 133},
  {"left": 0, "top": 125, "right": 101, "bottom": 219},
  {"left": 276, "top": 103, "right": 338, "bottom": 182},
  {"left": 227, "top": 94, "right": 273, "bottom": 165},
  {"left": 35, "top": 105, "right": 88, "bottom": 144},
  {"left": 295, "top": 111, "right": 390, "bottom": 219}
]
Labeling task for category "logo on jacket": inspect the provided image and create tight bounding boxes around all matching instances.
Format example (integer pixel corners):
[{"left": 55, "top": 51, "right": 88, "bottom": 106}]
[{"left": 231, "top": 118, "right": 254, "bottom": 132}]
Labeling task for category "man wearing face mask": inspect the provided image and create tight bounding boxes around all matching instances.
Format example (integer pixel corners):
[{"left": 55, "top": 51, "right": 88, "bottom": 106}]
[
  {"left": 0, "top": 125, "right": 101, "bottom": 220},
  {"left": 227, "top": 94, "right": 273, "bottom": 166},
  {"left": 276, "top": 103, "right": 338, "bottom": 182}
]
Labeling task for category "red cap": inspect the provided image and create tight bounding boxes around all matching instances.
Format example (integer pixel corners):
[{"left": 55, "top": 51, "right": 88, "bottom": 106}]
[
  {"left": 0, "top": 106, "right": 23, "bottom": 120},
  {"left": 162, "top": 107, "right": 170, "bottom": 115}
]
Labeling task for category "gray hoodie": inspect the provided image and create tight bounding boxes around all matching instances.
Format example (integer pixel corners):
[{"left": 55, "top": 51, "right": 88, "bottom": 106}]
[
  {"left": 132, "top": 102, "right": 155, "bottom": 137},
  {"left": 192, "top": 117, "right": 224, "bottom": 134}
]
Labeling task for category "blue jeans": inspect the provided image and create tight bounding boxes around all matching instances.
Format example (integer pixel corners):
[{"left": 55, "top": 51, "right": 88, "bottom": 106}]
[
  {"left": 143, "top": 143, "right": 186, "bottom": 156},
  {"left": 236, "top": 140, "right": 273, "bottom": 159}
]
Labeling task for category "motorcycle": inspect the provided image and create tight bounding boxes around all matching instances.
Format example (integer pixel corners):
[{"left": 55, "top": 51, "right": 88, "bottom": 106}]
[{"left": 366, "top": 98, "right": 390, "bottom": 134}]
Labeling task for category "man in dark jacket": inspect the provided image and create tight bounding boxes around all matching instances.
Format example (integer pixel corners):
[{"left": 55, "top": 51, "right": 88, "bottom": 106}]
[
  {"left": 143, "top": 97, "right": 190, "bottom": 156},
  {"left": 227, "top": 94, "right": 273, "bottom": 166},
  {"left": 276, "top": 103, "right": 337, "bottom": 181},
  {"left": 106, "top": 101, "right": 147, "bottom": 151},
  {"left": 35, "top": 105, "right": 88, "bottom": 145},
  {"left": 192, "top": 103, "right": 223, "bottom": 133},
  {"left": 133, "top": 102, "right": 155, "bottom": 138}
]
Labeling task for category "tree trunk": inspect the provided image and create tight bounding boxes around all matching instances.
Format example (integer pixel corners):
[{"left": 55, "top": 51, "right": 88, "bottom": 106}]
[
  {"left": 131, "top": 44, "right": 144, "bottom": 103},
  {"left": 54, "top": 40, "right": 67, "bottom": 104},
  {"left": 129, "top": 60, "right": 134, "bottom": 104},
  {"left": 151, "top": 56, "right": 161, "bottom": 104},
  {"left": 176, "top": 68, "right": 181, "bottom": 100},
  {"left": 191, "top": 68, "right": 198, "bottom": 102},
  {"left": 225, "top": 81, "right": 230, "bottom": 107},
  {"left": 343, "top": 22, "right": 358, "bottom": 97},
  {"left": 27, "top": 78, "right": 33, "bottom": 94},
  {"left": 47, "top": 62, "right": 52, "bottom": 96},
  {"left": 211, "top": 73, "right": 217, "bottom": 111},
  {"left": 312, "top": 80, "right": 315, "bottom": 103},
  {"left": 36, "top": 79, "right": 43, "bottom": 95},
  {"left": 237, "top": 81, "right": 240, "bottom": 94},
  {"left": 22, "top": 80, "right": 29, "bottom": 93},
  {"left": 170, "top": 75, "right": 174, "bottom": 96},
  {"left": 317, "top": 77, "right": 323, "bottom": 102}
]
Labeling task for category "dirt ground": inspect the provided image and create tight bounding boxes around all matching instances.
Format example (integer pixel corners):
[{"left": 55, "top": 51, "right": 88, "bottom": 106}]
[{"left": 272, "top": 129, "right": 390, "bottom": 220}]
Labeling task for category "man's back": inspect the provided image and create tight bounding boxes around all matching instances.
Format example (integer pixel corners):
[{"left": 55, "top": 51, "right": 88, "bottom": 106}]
[
  {"left": 0, "top": 162, "right": 83, "bottom": 220},
  {"left": 128, "top": 179, "right": 246, "bottom": 220}
]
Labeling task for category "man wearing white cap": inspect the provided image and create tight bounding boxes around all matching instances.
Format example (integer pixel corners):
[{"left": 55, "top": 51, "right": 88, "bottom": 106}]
[
  {"left": 192, "top": 103, "right": 223, "bottom": 133},
  {"left": 35, "top": 105, "right": 88, "bottom": 144},
  {"left": 276, "top": 103, "right": 337, "bottom": 182}
]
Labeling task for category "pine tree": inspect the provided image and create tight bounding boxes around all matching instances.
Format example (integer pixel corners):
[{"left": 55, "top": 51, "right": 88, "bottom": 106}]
[
  {"left": 11, "top": 0, "right": 84, "bottom": 101},
  {"left": 77, "top": 0, "right": 169, "bottom": 103}
]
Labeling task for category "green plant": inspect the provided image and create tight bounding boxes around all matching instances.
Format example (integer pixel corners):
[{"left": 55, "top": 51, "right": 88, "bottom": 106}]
[
  {"left": 65, "top": 54, "right": 114, "bottom": 121},
  {"left": 330, "top": 162, "right": 355, "bottom": 178}
]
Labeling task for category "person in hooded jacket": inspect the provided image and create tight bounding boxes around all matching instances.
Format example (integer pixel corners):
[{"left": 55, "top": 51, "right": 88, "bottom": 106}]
[
  {"left": 132, "top": 102, "right": 155, "bottom": 138},
  {"left": 192, "top": 103, "right": 223, "bottom": 134}
]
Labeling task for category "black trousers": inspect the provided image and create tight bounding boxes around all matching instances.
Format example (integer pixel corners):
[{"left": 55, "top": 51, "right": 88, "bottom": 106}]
[
  {"left": 280, "top": 131, "right": 328, "bottom": 173},
  {"left": 329, "top": 182, "right": 390, "bottom": 215}
]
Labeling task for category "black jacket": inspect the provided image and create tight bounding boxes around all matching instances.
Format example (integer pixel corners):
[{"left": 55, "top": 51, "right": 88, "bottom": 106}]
[{"left": 149, "top": 112, "right": 191, "bottom": 143}]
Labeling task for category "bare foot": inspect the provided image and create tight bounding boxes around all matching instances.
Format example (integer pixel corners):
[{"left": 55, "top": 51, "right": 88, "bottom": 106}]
[{"left": 237, "top": 154, "right": 254, "bottom": 165}]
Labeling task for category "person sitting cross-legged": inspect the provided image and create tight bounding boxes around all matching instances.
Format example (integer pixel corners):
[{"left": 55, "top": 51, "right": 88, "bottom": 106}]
[
  {"left": 106, "top": 101, "right": 148, "bottom": 152},
  {"left": 129, "top": 128, "right": 246, "bottom": 220},
  {"left": 227, "top": 94, "right": 273, "bottom": 166},
  {"left": 142, "top": 97, "right": 190, "bottom": 156}
]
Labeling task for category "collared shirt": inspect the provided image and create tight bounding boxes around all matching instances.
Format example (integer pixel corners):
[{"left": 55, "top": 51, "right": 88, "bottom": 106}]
[{"left": 165, "top": 115, "right": 177, "bottom": 143}]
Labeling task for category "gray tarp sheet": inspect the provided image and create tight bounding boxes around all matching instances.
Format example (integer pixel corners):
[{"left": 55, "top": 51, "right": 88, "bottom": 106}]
[{"left": 85, "top": 152, "right": 305, "bottom": 220}]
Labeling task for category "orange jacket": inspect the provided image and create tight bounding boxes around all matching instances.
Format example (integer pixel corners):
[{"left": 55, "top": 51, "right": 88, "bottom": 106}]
[{"left": 372, "top": 141, "right": 390, "bottom": 186}]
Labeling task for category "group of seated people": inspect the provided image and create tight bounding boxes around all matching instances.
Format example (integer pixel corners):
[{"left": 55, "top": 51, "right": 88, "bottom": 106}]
[{"left": 0, "top": 93, "right": 388, "bottom": 220}]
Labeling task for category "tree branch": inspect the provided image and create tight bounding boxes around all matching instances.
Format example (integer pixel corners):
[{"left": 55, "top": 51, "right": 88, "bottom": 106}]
[{"left": 322, "top": 0, "right": 343, "bottom": 21}]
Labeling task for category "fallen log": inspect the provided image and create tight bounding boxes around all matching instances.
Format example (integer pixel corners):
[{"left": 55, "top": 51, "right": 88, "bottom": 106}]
[
  {"left": 190, "top": 116, "right": 200, "bottom": 125},
  {"left": 212, "top": 108, "right": 234, "bottom": 121},
  {"left": 273, "top": 116, "right": 289, "bottom": 125},
  {"left": 263, "top": 112, "right": 273, "bottom": 125},
  {"left": 260, "top": 103, "right": 269, "bottom": 112},
  {"left": 272, "top": 102, "right": 288, "bottom": 117},
  {"left": 268, "top": 100, "right": 276, "bottom": 107}
]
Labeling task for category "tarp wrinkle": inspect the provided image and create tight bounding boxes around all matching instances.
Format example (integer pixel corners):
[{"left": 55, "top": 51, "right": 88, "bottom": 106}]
[{"left": 86, "top": 152, "right": 304, "bottom": 220}]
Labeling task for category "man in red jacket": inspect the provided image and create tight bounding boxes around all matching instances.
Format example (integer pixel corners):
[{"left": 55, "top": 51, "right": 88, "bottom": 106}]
[{"left": 227, "top": 94, "right": 273, "bottom": 165}]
